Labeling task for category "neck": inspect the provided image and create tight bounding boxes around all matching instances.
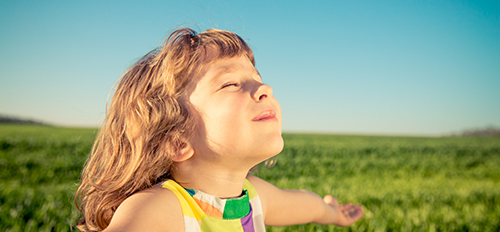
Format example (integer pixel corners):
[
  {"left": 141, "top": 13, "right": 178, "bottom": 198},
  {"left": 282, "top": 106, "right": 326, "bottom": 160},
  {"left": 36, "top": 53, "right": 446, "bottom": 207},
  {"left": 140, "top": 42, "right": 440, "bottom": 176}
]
[{"left": 171, "top": 159, "right": 252, "bottom": 198}]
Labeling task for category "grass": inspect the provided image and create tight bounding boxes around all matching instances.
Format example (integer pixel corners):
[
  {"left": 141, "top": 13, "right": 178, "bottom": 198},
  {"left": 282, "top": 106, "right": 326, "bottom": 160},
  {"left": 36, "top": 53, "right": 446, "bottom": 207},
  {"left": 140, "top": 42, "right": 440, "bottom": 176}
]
[
  {"left": 1, "top": 124, "right": 499, "bottom": 231},
  {"left": 0, "top": 124, "right": 96, "bottom": 232}
]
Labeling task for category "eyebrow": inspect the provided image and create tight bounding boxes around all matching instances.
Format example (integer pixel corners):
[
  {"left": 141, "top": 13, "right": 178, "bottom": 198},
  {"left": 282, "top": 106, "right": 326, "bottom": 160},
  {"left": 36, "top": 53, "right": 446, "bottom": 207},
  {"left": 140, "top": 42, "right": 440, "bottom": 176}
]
[{"left": 212, "top": 66, "right": 235, "bottom": 80}]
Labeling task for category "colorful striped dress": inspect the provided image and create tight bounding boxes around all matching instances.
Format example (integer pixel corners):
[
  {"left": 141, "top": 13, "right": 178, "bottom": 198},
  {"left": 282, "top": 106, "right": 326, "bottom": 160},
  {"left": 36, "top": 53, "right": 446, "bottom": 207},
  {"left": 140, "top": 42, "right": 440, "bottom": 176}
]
[{"left": 161, "top": 179, "right": 266, "bottom": 232}]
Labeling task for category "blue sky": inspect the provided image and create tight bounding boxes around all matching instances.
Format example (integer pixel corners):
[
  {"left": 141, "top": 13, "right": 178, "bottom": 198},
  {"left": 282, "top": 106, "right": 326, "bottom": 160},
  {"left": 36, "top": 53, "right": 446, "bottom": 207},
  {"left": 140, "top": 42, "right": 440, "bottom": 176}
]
[{"left": 1, "top": 0, "right": 499, "bottom": 135}]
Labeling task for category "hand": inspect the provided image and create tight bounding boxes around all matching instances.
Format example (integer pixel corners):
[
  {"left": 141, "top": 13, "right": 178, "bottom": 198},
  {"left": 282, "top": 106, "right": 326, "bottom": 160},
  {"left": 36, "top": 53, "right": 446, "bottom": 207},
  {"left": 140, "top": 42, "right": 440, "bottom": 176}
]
[{"left": 323, "top": 195, "right": 364, "bottom": 226}]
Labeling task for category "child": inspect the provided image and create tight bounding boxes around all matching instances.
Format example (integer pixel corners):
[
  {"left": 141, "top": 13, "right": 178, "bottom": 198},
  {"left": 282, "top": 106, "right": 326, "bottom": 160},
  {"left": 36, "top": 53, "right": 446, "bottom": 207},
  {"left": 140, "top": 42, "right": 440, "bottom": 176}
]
[{"left": 75, "top": 28, "right": 364, "bottom": 232}]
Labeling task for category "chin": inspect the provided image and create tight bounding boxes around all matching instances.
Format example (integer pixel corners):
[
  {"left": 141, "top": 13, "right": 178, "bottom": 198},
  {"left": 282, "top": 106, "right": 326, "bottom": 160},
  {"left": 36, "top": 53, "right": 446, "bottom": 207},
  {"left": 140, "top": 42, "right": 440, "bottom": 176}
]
[{"left": 269, "top": 136, "right": 285, "bottom": 156}]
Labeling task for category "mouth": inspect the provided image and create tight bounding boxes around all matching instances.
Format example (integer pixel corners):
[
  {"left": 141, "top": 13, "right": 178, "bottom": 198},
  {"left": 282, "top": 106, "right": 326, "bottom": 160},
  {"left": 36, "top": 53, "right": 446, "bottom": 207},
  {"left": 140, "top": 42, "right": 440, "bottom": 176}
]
[{"left": 252, "top": 110, "right": 277, "bottom": 122}]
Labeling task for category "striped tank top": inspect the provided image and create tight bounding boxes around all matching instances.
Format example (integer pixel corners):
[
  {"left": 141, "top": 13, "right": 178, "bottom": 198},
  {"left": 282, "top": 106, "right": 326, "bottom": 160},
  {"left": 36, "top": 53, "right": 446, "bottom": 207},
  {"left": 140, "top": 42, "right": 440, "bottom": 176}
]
[{"left": 161, "top": 179, "right": 266, "bottom": 232}]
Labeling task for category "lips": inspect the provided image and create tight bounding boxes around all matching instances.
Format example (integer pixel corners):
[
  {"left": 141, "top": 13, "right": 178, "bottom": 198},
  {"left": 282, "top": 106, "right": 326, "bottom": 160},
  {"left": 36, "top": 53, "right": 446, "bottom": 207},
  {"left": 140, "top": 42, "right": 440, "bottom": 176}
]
[{"left": 252, "top": 110, "right": 277, "bottom": 121}]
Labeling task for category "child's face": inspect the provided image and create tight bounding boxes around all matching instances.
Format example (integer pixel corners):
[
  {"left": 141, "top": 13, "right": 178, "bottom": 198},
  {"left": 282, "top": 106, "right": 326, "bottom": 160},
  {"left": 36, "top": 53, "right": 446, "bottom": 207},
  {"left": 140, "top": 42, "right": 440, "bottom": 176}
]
[{"left": 187, "top": 55, "right": 283, "bottom": 167}]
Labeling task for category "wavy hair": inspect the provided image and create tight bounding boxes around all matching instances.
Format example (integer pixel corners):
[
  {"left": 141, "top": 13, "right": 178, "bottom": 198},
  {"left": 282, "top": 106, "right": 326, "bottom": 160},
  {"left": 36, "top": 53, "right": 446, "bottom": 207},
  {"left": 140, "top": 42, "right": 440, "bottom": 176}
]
[{"left": 75, "top": 28, "right": 254, "bottom": 231}]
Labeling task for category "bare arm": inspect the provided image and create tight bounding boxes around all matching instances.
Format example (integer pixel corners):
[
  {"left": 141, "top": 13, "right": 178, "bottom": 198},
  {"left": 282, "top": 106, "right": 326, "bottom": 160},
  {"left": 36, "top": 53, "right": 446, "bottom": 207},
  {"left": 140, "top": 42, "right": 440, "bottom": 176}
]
[
  {"left": 247, "top": 175, "right": 363, "bottom": 227},
  {"left": 104, "top": 187, "right": 184, "bottom": 232}
]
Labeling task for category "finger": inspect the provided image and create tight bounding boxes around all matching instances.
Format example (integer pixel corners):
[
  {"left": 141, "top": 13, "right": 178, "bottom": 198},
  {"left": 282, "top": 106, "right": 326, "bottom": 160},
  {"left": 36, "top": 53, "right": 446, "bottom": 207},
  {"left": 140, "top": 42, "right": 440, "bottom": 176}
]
[
  {"left": 323, "top": 195, "right": 338, "bottom": 205},
  {"left": 348, "top": 206, "right": 364, "bottom": 220},
  {"left": 339, "top": 203, "right": 353, "bottom": 212},
  {"left": 340, "top": 205, "right": 362, "bottom": 219}
]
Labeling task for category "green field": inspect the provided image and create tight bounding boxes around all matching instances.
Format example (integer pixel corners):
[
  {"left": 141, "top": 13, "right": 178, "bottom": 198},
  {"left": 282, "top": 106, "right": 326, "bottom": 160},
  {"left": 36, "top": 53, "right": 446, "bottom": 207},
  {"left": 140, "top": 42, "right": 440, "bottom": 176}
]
[{"left": 1, "top": 124, "right": 499, "bottom": 231}]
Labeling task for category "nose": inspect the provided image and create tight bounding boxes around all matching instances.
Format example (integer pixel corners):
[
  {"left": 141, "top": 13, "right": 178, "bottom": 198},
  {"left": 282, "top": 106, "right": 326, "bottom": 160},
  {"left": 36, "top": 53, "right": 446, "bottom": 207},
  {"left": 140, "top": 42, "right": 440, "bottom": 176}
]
[{"left": 253, "top": 83, "right": 273, "bottom": 102}]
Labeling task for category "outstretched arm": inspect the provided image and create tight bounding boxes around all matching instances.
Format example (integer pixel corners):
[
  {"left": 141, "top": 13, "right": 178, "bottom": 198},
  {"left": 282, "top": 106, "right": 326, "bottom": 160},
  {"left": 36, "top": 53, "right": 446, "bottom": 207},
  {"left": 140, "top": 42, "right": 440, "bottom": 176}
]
[{"left": 247, "top": 175, "right": 363, "bottom": 227}]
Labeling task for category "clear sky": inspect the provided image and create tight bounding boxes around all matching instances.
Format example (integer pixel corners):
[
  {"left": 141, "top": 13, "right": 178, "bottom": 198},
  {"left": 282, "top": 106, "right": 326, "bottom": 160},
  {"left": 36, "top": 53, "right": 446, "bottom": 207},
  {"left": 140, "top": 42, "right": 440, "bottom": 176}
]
[{"left": 1, "top": 0, "right": 499, "bottom": 136}]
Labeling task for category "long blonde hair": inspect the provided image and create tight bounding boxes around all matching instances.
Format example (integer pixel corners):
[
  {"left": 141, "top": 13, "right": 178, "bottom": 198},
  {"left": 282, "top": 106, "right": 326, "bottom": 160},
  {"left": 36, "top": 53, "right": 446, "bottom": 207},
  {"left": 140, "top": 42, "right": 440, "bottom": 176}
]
[{"left": 75, "top": 28, "right": 254, "bottom": 231}]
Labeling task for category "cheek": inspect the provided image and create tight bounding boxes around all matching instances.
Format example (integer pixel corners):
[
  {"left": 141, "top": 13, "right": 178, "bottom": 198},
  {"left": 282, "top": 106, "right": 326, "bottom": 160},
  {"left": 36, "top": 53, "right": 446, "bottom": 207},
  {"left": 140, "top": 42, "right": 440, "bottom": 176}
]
[
  {"left": 203, "top": 98, "right": 247, "bottom": 136},
  {"left": 209, "top": 95, "right": 246, "bottom": 120}
]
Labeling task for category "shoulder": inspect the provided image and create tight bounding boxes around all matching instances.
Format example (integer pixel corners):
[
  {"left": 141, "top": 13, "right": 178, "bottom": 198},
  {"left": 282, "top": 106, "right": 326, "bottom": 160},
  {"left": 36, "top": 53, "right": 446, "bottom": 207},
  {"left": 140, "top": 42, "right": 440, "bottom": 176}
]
[
  {"left": 246, "top": 175, "right": 282, "bottom": 220},
  {"left": 104, "top": 183, "right": 184, "bottom": 232},
  {"left": 246, "top": 175, "right": 275, "bottom": 192},
  {"left": 247, "top": 175, "right": 284, "bottom": 196}
]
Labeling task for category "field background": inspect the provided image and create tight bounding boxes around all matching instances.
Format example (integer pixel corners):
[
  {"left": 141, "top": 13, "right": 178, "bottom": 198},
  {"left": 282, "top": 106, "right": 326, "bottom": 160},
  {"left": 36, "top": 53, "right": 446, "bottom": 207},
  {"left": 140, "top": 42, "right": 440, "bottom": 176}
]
[{"left": 1, "top": 124, "right": 499, "bottom": 231}]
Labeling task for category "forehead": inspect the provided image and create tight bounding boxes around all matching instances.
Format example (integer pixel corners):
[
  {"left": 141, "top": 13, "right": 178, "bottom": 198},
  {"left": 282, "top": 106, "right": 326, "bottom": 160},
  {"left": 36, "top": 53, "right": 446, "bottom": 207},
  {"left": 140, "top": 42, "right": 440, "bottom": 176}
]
[{"left": 202, "top": 56, "right": 259, "bottom": 82}]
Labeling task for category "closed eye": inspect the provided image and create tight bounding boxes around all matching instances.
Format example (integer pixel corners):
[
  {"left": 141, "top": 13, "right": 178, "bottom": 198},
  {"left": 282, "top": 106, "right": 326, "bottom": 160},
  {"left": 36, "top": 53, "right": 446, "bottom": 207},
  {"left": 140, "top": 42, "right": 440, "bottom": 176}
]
[{"left": 221, "top": 82, "right": 239, "bottom": 89}]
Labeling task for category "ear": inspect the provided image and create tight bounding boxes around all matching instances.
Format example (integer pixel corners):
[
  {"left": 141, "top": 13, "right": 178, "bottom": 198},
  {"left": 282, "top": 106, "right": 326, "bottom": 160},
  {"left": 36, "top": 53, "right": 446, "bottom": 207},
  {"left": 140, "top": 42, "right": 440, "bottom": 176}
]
[{"left": 172, "top": 141, "right": 194, "bottom": 162}]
